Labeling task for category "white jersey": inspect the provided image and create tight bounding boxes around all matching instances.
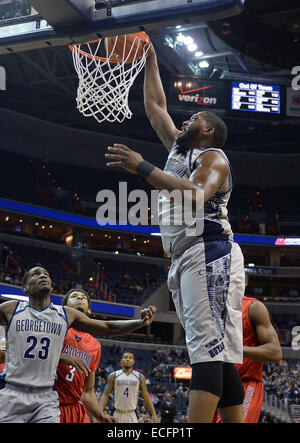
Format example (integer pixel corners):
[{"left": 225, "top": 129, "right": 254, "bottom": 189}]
[
  {"left": 4, "top": 301, "right": 68, "bottom": 388},
  {"left": 113, "top": 369, "right": 141, "bottom": 411},
  {"left": 158, "top": 145, "right": 234, "bottom": 257}
]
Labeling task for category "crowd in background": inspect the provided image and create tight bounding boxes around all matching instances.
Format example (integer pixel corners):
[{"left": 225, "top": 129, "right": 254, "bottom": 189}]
[
  {"left": 0, "top": 242, "right": 300, "bottom": 422},
  {"left": 94, "top": 345, "right": 300, "bottom": 423}
]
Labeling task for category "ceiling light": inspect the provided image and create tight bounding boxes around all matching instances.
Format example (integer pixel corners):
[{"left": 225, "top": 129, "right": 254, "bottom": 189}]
[
  {"left": 199, "top": 60, "right": 210, "bottom": 68},
  {"left": 176, "top": 33, "right": 185, "bottom": 43},
  {"left": 195, "top": 51, "right": 204, "bottom": 57},
  {"left": 187, "top": 43, "right": 198, "bottom": 52},
  {"left": 183, "top": 35, "right": 194, "bottom": 45}
]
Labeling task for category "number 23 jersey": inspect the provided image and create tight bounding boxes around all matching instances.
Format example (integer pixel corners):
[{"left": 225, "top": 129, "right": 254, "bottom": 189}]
[
  {"left": 54, "top": 328, "right": 101, "bottom": 404},
  {"left": 4, "top": 301, "right": 68, "bottom": 389}
]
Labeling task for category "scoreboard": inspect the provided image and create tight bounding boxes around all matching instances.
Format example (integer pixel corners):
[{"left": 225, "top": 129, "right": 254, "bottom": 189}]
[{"left": 231, "top": 81, "right": 281, "bottom": 114}]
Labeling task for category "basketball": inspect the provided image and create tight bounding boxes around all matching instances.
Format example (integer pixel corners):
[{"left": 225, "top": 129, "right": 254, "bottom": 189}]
[{"left": 105, "top": 32, "right": 151, "bottom": 64}]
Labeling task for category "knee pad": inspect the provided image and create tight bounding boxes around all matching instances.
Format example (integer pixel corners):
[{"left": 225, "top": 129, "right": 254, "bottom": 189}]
[
  {"left": 217, "top": 363, "right": 244, "bottom": 408},
  {"left": 190, "top": 361, "right": 223, "bottom": 398}
]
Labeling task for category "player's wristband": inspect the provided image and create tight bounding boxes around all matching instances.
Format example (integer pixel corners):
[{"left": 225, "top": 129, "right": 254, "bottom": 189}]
[{"left": 136, "top": 160, "right": 155, "bottom": 179}]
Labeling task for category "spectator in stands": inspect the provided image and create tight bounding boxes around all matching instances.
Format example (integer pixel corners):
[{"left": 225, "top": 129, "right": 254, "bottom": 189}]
[
  {"left": 110, "top": 344, "right": 121, "bottom": 354},
  {"left": 96, "top": 364, "right": 106, "bottom": 380},
  {"left": 259, "top": 414, "right": 269, "bottom": 423},
  {"left": 175, "top": 383, "right": 185, "bottom": 399},
  {"left": 150, "top": 392, "right": 160, "bottom": 411},
  {"left": 144, "top": 273, "right": 151, "bottom": 287},
  {"left": 105, "top": 363, "right": 114, "bottom": 375},
  {"left": 152, "top": 361, "right": 170, "bottom": 381},
  {"left": 160, "top": 393, "right": 177, "bottom": 423},
  {"left": 178, "top": 414, "right": 188, "bottom": 423},
  {"left": 138, "top": 404, "right": 150, "bottom": 422},
  {"left": 152, "top": 384, "right": 163, "bottom": 395},
  {"left": 97, "top": 377, "right": 107, "bottom": 395},
  {"left": 291, "top": 383, "right": 300, "bottom": 402},
  {"left": 95, "top": 386, "right": 102, "bottom": 402},
  {"left": 0, "top": 246, "right": 10, "bottom": 267}
]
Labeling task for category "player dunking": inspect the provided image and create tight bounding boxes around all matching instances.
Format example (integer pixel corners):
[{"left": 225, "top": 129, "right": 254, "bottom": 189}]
[
  {"left": 99, "top": 350, "right": 158, "bottom": 423},
  {"left": 0, "top": 266, "right": 156, "bottom": 423},
  {"left": 213, "top": 272, "right": 282, "bottom": 423},
  {"left": 54, "top": 289, "right": 115, "bottom": 423},
  {"left": 105, "top": 45, "right": 245, "bottom": 423}
]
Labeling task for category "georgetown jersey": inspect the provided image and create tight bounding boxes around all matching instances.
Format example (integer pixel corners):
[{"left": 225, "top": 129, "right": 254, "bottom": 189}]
[
  {"left": 158, "top": 145, "right": 234, "bottom": 256},
  {"left": 113, "top": 369, "right": 141, "bottom": 411},
  {"left": 4, "top": 301, "right": 68, "bottom": 388}
]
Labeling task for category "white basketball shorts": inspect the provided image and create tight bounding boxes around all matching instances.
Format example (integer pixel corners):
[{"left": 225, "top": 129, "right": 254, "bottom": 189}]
[
  {"left": 113, "top": 409, "right": 138, "bottom": 423},
  {"left": 168, "top": 239, "right": 245, "bottom": 365},
  {"left": 0, "top": 383, "right": 60, "bottom": 423}
]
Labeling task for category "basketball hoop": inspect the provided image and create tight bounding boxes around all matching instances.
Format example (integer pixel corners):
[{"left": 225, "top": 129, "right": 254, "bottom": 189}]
[{"left": 69, "top": 32, "right": 151, "bottom": 123}]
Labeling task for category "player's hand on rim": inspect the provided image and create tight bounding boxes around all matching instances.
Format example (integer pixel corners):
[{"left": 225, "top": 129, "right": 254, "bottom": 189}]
[{"left": 105, "top": 144, "right": 144, "bottom": 174}]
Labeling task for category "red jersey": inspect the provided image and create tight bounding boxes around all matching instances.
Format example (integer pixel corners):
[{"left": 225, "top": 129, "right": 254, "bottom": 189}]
[
  {"left": 54, "top": 328, "right": 101, "bottom": 405},
  {"left": 235, "top": 296, "right": 263, "bottom": 382},
  {"left": 0, "top": 363, "right": 4, "bottom": 373}
]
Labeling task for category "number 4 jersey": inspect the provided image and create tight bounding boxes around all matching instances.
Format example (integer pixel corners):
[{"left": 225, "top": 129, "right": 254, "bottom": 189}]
[
  {"left": 113, "top": 369, "right": 141, "bottom": 411},
  {"left": 54, "top": 327, "right": 101, "bottom": 405},
  {"left": 4, "top": 301, "right": 68, "bottom": 388}
]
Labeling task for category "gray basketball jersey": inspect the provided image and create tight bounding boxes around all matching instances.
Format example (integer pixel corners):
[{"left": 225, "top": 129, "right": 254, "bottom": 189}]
[
  {"left": 158, "top": 145, "right": 234, "bottom": 256},
  {"left": 4, "top": 301, "right": 68, "bottom": 388},
  {"left": 113, "top": 369, "right": 141, "bottom": 410}
]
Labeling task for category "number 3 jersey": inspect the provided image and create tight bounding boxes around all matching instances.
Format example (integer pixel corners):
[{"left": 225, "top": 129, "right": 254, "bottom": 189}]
[
  {"left": 54, "top": 328, "right": 101, "bottom": 405},
  {"left": 4, "top": 301, "right": 68, "bottom": 389}
]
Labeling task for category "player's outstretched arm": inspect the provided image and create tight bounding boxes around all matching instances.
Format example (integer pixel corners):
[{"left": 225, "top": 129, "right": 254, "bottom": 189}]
[
  {"left": 81, "top": 371, "right": 116, "bottom": 423},
  {"left": 144, "top": 46, "right": 181, "bottom": 151},
  {"left": 106, "top": 145, "right": 229, "bottom": 209},
  {"left": 65, "top": 306, "right": 156, "bottom": 338},
  {"left": 243, "top": 301, "right": 282, "bottom": 363}
]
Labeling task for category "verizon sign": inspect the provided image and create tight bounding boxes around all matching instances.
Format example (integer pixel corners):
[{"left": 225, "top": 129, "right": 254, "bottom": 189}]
[
  {"left": 169, "top": 78, "right": 227, "bottom": 111},
  {"left": 178, "top": 84, "right": 217, "bottom": 105}
]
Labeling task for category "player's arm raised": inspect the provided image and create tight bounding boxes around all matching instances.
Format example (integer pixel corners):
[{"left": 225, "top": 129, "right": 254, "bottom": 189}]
[
  {"left": 106, "top": 147, "right": 229, "bottom": 209},
  {"left": 144, "top": 46, "right": 181, "bottom": 151},
  {"left": 139, "top": 374, "right": 158, "bottom": 423},
  {"left": 244, "top": 301, "right": 282, "bottom": 363},
  {"left": 65, "top": 305, "right": 156, "bottom": 337}
]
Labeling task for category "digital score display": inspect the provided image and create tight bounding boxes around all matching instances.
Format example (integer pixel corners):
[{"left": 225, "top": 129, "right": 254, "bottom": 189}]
[{"left": 231, "top": 81, "right": 281, "bottom": 114}]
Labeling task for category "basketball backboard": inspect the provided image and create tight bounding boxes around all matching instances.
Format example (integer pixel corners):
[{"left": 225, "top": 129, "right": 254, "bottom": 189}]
[{"left": 0, "top": 0, "right": 245, "bottom": 55}]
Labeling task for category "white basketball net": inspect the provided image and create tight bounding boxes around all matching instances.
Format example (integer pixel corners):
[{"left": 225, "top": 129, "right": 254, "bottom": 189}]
[{"left": 69, "top": 34, "right": 151, "bottom": 123}]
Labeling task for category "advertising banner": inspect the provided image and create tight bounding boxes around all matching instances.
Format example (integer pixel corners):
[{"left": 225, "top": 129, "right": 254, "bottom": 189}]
[{"left": 169, "top": 77, "right": 227, "bottom": 111}]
